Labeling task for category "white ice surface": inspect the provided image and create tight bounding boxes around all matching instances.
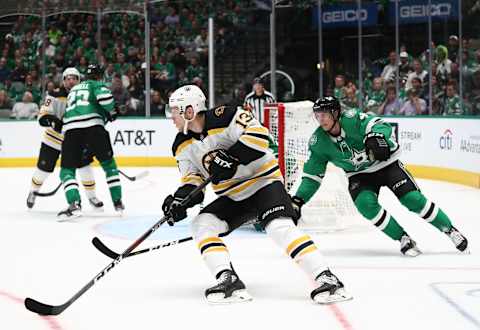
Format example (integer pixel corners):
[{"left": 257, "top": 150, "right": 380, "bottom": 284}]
[{"left": 1, "top": 167, "right": 479, "bottom": 330}]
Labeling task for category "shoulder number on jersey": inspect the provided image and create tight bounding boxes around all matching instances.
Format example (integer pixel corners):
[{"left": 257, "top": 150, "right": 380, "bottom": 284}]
[
  {"left": 235, "top": 109, "right": 253, "bottom": 128},
  {"left": 66, "top": 90, "right": 90, "bottom": 112}
]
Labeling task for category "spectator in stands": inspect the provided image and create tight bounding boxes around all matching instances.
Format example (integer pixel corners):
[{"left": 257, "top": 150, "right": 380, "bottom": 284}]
[
  {"left": 333, "top": 74, "right": 346, "bottom": 102},
  {"left": 467, "top": 69, "right": 480, "bottom": 115},
  {"left": 10, "top": 91, "right": 38, "bottom": 119},
  {"left": 0, "top": 89, "right": 13, "bottom": 118},
  {"left": 443, "top": 80, "right": 466, "bottom": 116},
  {"left": 411, "top": 77, "right": 424, "bottom": 99},
  {"left": 111, "top": 74, "right": 130, "bottom": 116},
  {"left": 365, "top": 77, "right": 385, "bottom": 114},
  {"left": 381, "top": 51, "right": 398, "bottom": 83},
  {"left": 164, "top": 6, "right": 180, "bottom": 26},
  {"left": 447, "top": 35, "right": 459, "bottom": 62},
  {"left": 104, "top": 63, "right": 115, "bottom": 86},
  {"left": 0, "top": 57, "right": 11, "bottom": 84},
  {"left": 185, "top": 56, "right": 205, "bottom": 82},
  {"left": 399, "top": 88, "right": 427, "bottom": 116},
  {"left": 46, "top": 81, "right": 56, "bottom": 96},
  {"left": 399, "top": 51, "right": 411, "bottom": 79},
  {"left": 152, "top": 54, "right": 176, "bottom": 93},
  {"left": 436, "top": 45, "right": 452, "bottom": 87},
  {"left": 343, "top": 85, "right": 361, "bottom": 110},
  {"left": 151, "top": 89, "right": 166, "bottom": 117},
  {"left": 406, "top": 59, "right": 427, "bottom": 91},
  {"left": 9, "top": 58, "right": 28, "bottom": 83},
  {"left": 378, "top": 86, "right": 402, "bottom": 115},
  {"left": 194, "top": 28, "right": 208, "bottom": 64}
]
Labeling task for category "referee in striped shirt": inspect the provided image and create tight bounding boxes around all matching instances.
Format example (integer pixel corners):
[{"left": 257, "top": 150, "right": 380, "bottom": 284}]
[{"left": 243, "top": 77, "right": 276, "bottom": 125}]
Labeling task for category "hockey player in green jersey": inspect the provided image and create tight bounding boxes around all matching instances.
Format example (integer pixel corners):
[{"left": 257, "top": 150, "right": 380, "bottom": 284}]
[
  {"left": 291, "top": 96, "right": 469, "bottom": 256},
  {"left": 58, "top": 64, "right": 123, "bottom": 219}
]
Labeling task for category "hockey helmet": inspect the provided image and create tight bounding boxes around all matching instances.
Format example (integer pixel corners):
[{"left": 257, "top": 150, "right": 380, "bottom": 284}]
[
  {"left": 313, "top": 96, "right": 341, "bottom": 117},
  {"left": 86, "top": 64, "right": 103, "bottom": 80},
  {"left": 62, "top": 67, "right": 80, "bottom": 81},
  {"left": 169, "top": 84, "right": 207, "bottom": 134}
]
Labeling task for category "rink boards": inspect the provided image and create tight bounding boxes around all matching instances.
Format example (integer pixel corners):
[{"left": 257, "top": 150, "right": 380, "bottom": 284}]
[{"left": 0, "top": 116, "right": 479, "bottom": 187}]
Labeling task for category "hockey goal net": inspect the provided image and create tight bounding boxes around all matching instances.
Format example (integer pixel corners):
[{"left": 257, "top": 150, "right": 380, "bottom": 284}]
[{"left": 264, "top": 101, "right": 363, "bottom": 232}]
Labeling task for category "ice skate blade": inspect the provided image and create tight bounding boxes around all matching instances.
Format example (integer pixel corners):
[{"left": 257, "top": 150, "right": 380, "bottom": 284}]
[
  {"left": 206, "top": 290, "right": 253, "bottom": 305},
  {"left": 403, "top": 248, "right": 422, "bottom": 257},
  {"left": 90, "top": 206, "right": 104, "bottom": 213},
  {"left": 57, "top": 213, "right": 82, "bottom": 222},
  {"left": 312, "top": 288, "right": 353, "bottom": 304}
]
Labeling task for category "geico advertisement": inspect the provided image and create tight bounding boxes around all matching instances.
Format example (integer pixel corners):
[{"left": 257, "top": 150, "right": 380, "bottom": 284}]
[
  {"left": 0, "top": 119, "right": 178, "bottom": 158},
  {"left": 384, "top": 117, "right": 480, "bottom": 173}
]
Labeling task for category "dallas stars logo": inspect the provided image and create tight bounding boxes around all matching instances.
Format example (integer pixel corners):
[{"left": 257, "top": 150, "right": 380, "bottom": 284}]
[{"left": 348, "top": 148, "right": 369, "bottom": 170}]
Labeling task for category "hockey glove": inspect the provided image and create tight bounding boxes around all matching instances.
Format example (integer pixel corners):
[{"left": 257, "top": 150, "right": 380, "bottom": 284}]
[
  {"left": 39, "top": 114, "right": 63, "bottom": 132},
  {"left": 364, "top": 132, "right": 391, "bottom": 161},
  {"left": 105, "top": 108, "right": 119, "bottom": 122},
  {"left": 209, "top": 149, "right": 239, "bottom": 184},
  {"left": 290, "top": 195, "right": 305, "bottom": 224},
  {"left": 162, "top": 195, "right": 187, "bottom": 226}
]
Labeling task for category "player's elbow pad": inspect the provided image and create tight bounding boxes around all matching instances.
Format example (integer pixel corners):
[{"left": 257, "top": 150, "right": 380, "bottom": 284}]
[
  {"left": 174, "top": 184, "right": 204, "bottom": 208},
  {"left": 228, "top": 141, "right": 265, "bottom": 165},
  {"left": 38, "top": 114, "right": 54, "bottom": 127}
]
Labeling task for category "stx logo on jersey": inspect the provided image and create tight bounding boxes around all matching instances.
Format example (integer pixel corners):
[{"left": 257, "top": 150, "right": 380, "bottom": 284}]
[
  {"left": 202, "top": 149, "right": 222, "bottom": 172},
  {"left": 213, "top": 156, "right": 232, "bottom": 168},
  {"left": 439, "top": 129, "right": 453, "bottom": 150}
]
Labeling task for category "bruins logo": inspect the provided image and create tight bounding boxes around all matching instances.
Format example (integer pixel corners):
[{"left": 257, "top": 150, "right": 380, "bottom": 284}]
[
  {"left": 214, "top": 106, "right": 225, "bottom": 117},
  {"left": 202, "top": 149, "right": 221, "bottom": 173}
]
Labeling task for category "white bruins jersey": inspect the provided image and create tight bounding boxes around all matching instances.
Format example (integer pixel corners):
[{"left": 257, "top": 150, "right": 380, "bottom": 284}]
[
  {"left": 37, "top": 88, "right": 68, "bottom": 151},
  {"left": 172, "top": 106, "right": 282, "bottom": 201}
]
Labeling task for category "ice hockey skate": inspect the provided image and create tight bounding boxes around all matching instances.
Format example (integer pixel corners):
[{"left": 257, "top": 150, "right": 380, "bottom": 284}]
[
  {"left": 88, "top": 197, "right": 104, "bottom": 211},
  {"left": 400, "top": 234, "right": 422, "bottom": 257},
  {"left": 113, "top": 199, "right": 125, "bottom": 213},
  {"left": 205, "top": 269, "right": 252, "bottom": 304},
  {"left": 311, "top": 269, "right": 352, "bottom": 304},
  {"left": 445, "top": 226, "right": 469, "bottom": 253},
  {"left": 26, "top": 191, "right": 36, "bottom": 209},
  {"left": 57, "top": 201, "right": 82, "bottom": 221}
]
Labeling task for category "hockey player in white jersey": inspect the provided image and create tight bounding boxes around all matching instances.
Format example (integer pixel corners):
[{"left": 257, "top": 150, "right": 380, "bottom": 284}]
[
  {"left": 163, "top": 85, "right": 352, "bottom": 304},
  {"left": 26, "top": 67, "right": 103, "bottom": 210}
]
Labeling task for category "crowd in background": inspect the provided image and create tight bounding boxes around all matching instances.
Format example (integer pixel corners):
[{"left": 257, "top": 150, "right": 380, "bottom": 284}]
[
  {"left": 0, "top": 0, "right": 479, "bottom": 119},
  {"left": 330, "top": 36, "right": 480, "bottom": 116},
  {"left": 0, "top": 0, "right": 255, "bottom": 119}
]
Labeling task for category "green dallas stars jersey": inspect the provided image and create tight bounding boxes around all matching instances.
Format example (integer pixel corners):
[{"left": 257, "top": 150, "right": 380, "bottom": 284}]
[
  {"left": 62, "top": 80, "right": 115, "bottom": 132},
  {"left": 296, "top": 109, "right": 400, "bottom": 203}
]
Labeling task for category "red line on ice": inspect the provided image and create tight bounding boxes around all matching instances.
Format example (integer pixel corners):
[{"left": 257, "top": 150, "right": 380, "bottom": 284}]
[
  {"left": 0, "top": 290, "right": 65, "bottom": 330},
  {"left": 328, "top": 304, "right": 354, "bottom": 330}
]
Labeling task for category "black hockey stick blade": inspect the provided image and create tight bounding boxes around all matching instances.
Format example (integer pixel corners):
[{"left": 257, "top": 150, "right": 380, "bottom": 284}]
[
  {"left": 33, "top": 182, "right": 62, "bottom": 197},
  {"left": 119, "top": 169, "right": 149, "bottom": 182},
  {"left": 92, "top": 237, "right": 120, "bottom": 259},
  {"left": 25, "top": 297, "right": 67, "bottom": 316}
]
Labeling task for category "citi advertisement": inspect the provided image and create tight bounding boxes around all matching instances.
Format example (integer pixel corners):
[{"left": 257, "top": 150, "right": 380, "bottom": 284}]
[
  {"left": 312, "top": 3, "right": 378, "bottom": 29},
  {"left": 439, "top": 129, "right": 453, "bottom": 150},
  {"left": 388, "top": 0, "right": 459, "bottom": 25}
]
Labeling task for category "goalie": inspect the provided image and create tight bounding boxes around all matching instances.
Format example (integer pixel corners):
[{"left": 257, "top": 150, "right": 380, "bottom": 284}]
[
  {"left": 163, "top": 85, "right": 352, "bottom": 304},
  {"left": 291, "top": 96, "right": 469, "bottom": 256},
  {"left": 27, "top": 67, "right": 103, "bottom": 211}
]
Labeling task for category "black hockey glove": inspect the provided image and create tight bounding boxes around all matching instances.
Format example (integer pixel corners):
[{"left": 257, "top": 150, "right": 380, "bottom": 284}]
[
  {"left": 209, "top": 149, "right": 239, "bottom": 184},
  {"left": 39, "top": 114, "right": 63, "bottom": 132},
  {"left": 290, "top": 195, "right": 305, "bottom": 224},
  {"left": 162, "top": 195, "right": 187, "bottom": 226},
  {"left": 364, "top": 132, "right": 391, "bottom": 161},
  {"left": 105, "top": 108, "right": 119, "bottom": 122}
]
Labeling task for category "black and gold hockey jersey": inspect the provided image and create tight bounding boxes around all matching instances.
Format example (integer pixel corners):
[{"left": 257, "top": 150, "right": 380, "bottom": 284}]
[
  {"left": 172, "top": 106, "right": 282, "bottom": 201},
  {"left": 37, "top": 88, "right": 68, "bottom": 151}
]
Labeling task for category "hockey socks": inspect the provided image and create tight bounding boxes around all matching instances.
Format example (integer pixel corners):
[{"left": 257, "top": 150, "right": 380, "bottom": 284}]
[
  {"left": 265, "top": 218, "right": 328, "bottom": 279},
  {"left": 78, "top": 165, "right": 97, "bottom": 199},
  {"left": 100, "top": 159, "right": 122, "bottom": 203},
  {"left": 60, "top": 167, "right": 80, "bottom": 204},
  {"left": 30, "top": 168, "right": 50, "bottom": 191},
  {"left": 354, "top": 190, "right": 405, "bottom": 241},
  {"left": 400, "top": 190, "right": 453, "bottom": 232},
  {"left": 197, "top": 236, "right": 232, "bottom": 276}
]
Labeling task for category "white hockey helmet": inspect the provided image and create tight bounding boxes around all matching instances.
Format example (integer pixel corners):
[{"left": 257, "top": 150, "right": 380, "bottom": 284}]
[
  {"left": 62, "top": 67, "right": 81, "bottom": 81},
  {"left": 169, "top": 84, "right": 207, "bottom": 134}
]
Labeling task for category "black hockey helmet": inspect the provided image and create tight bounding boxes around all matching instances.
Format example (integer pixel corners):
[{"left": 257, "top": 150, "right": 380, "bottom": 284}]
[
  {"left": 252, "top": 77, "right": 264, "bottom": 85},
  {"left": 86, "top": 64, "right": 103, "bottom": 80},
  {"left": 313, "top": 96, "right": 341, "bottom": 118}
]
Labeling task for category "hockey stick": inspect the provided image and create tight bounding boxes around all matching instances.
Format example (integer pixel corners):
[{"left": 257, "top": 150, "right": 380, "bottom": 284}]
[
  {"left": 24, "top": 178, "right": 211, "bottom": 316},
  {"left": 33, "top": 182, "right": 62, "bottom": 197},
  {"left": 92, "top": 231, "right": 230, "bottom": 260},
  {"left": 118, "top": 169, "right": 149, "bottom": 182}
]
